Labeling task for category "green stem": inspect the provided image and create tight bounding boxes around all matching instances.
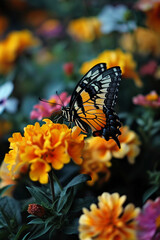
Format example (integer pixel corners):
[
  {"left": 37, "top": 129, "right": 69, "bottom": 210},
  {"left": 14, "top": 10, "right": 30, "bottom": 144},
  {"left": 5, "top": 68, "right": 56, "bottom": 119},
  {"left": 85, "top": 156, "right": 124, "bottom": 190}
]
[{"left": 49, "top": 170, "right": 55, "bottom": 202}]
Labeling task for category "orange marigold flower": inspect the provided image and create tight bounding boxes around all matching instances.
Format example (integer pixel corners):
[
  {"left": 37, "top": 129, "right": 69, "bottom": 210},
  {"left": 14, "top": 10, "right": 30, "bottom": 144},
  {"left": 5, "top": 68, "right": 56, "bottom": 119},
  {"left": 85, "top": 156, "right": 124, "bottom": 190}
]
[
  {"left": 79, "top": 192, "right": 140, "bottom": 240},
  {"left": 80, "top": 49, "right": 142, "bottom": 87},
  {"left": 67, "top": 17, "right": 101, "bottom": 42},
  {"left": 120, "top": 27, "right": 160, "bottom": 57},
  {"left": 81, "top": 126, "right": 140, "bottom": 185},
  {"left": 4, "top": 120, "right": 85, "bottom": 184},
  {"left": 0, "top": 30, "right": 39, "bottom": 74}
]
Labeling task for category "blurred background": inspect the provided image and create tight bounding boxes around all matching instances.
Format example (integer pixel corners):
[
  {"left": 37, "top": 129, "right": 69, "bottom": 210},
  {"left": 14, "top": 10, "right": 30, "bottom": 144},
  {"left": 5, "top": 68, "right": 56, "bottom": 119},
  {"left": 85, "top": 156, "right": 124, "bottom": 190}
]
[{"left": 0, "top": 0, "right": 160, "bottom": 207}]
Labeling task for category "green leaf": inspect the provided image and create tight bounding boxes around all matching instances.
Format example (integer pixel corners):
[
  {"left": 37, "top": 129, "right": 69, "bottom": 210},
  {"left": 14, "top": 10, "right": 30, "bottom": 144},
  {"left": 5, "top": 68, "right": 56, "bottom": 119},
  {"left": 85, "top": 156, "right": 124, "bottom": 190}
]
[
  {"left": 57, "top": 174, "right": 90, "bottom": 213},
  {"left": 26, "top": 186, "right": 51, "bottom": 208},
  {"left": 13, "top": 225, "right": 29, "bottom": 240},
  {"left": 64, "top": 174, "right": 91, "bottom": 191},
  {"left": 57, "top": 188, "right": 74, "bottom": 213},
  {"left": 27, "top": 224, "right": 53, "bottom": 240},
  {"left": 0, "top": 197, "right": 21, "bottom": 227},
  {"left": 22, "top": 232, "right": 30, "bottom": 240},
  {"left": 136, "top": 118, "right": 145, "bottom": 126},
  {"left": 143, "top": 185, "right": 159, "bottom": 203},
  {"left": 28, "top": 218, "right": 44, "bottom": 225},
  {"left": 0, "top": 185, "right": 13, "bottom": 197}
]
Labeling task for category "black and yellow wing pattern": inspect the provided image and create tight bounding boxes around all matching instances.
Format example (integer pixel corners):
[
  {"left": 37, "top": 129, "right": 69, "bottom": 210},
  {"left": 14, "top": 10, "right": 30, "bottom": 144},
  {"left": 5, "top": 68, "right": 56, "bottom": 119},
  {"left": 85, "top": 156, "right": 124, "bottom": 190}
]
[{"left": 63, "top": 63, "right": 122, "bottom": 148}]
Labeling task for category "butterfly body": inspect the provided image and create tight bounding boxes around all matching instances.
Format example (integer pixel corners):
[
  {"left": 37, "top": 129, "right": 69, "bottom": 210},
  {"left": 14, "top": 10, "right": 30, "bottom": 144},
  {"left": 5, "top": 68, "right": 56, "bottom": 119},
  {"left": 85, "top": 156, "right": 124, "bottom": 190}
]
[{"left": 61, "top": 63, "right": 122, "bottom": 147}]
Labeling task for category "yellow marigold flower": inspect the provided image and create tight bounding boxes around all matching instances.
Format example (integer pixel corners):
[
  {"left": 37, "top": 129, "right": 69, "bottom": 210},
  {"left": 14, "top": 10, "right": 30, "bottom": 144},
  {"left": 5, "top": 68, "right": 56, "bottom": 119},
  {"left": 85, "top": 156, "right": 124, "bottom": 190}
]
[
  {"left": 81, "top": 126, "right": 140, "bottom": 185},
  {"left": 0, "top": 160, "right": 15, "bottom": 196},
  {"left": 80, "top": 49, "right": 142, "bottom": 87},
  {"left": 0, "top": 30, "right": 39, "bottom": 74},
  {"left": 4, "top": 120, "right": 85, "bottom": 184},
  {"left": 120, "top": 27, "right": 160, "bottom": 56},
  {"left": 79, "top": 192, "right": 140, "bottom": 240},
  {"left": 68, "top": 17, "right": 101, "bottom": 42}
]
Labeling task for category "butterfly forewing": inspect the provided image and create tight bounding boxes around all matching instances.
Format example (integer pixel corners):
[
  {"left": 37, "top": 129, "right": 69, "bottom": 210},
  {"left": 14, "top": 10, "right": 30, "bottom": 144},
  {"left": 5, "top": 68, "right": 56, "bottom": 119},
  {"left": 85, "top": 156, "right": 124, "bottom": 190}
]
[{"left": 69, "top": 63, "right": 107, "bottom": 109}]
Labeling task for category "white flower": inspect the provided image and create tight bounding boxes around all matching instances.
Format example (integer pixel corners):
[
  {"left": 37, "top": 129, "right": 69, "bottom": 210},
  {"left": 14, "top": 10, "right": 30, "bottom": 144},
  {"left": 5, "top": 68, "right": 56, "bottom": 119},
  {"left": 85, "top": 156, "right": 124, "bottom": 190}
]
[
  {"left": 98, "top": 5, "right": 136, "bottom": 34},
  {"left": 0, "top": 82, "right": 18, "bottom": 114}
]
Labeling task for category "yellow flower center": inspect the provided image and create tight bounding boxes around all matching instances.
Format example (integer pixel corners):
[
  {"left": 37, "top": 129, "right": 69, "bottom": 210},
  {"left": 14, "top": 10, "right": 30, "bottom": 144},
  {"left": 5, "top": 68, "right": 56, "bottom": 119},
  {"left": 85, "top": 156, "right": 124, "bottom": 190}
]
[
  {"left": 48, "top": 97, "right": 56, "bottom": 106},
  {"left": 156, "top": 215, "right": 160, "bottom": 228},
  {"left": 146, "top": 92, "right": 158, "bottom": 101}
]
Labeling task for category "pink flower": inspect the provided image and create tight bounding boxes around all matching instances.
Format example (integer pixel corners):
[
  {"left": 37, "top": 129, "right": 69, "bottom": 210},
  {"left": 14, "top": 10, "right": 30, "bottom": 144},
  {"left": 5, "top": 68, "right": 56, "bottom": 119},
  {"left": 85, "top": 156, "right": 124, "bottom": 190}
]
[
  {"left": 139, "top": 60, "right": 158, "bottom": 76},
  {"left": 30, "top": 92, "right": 71, "bottom": 120},
  {"left": 133, "top": 91, "right": 160, "bottom": 108},
  {"left": 136, "top": 197, "right": 160, "bottom": 240}
]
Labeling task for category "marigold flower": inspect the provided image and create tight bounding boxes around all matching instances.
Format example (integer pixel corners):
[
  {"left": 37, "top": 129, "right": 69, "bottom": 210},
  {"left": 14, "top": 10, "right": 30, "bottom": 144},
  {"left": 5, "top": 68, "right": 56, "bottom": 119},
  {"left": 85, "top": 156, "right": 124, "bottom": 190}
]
[
  {"left": 68, "top": 17, "right": 101, "bottom": 42},
  {"left": 0, "top": 160, "right": 16, "bottom": 196},
  {"left": 120, "top": 27, "right": 160, "bottom": 56},
  {"left": 30, "top": 92, "right": 71, "bottom": 120},
  {"left": 133, "top": 91, "right": 160, "bottom": 108},
  {"left": 0, "top": 15, "right": 9, "bottom": 35},
  {"left": 136, "top": 197, "right": 160, "bottom": 240},
  {"left": 79, "top": 192, "right": 140, "bottom": 240},
  {"left": 80, "top": 49, "right": 142, "bottom": 87},
  {"left": 0, "top": 30, "right": 39, "bottom": 74},
  {"left": 27, "top": 204, "right": 45, "bottom": 218},
  {"left": 81, "top": 126, "right": 140, "bottom": 185},
  {"left": 4, "top": 120, "right": 85, "bottom": 184}
]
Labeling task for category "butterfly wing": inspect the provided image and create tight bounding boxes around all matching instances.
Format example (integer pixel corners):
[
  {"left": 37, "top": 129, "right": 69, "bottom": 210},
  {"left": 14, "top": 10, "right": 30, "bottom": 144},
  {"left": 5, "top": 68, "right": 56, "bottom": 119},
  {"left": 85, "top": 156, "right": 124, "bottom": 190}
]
[
  {"left": 68, "top": 64, "right": 122, "bottom": 147},
  {"left": 69, "top": 63, "right": 107, "bottom": 109}
]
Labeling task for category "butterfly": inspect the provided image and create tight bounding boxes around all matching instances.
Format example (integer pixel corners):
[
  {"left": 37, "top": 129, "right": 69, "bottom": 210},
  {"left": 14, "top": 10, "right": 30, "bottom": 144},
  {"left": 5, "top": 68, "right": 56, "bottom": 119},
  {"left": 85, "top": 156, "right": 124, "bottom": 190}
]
[{"left": 61, "top": 63, "right": 122, "bottom": 148}]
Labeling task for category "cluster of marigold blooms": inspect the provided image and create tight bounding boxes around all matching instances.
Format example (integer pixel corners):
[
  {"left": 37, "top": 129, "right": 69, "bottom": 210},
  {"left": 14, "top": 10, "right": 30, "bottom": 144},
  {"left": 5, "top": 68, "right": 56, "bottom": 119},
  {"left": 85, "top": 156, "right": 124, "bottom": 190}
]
[{"left": 0, "top": 30, "right": 39, "bottom": 74}]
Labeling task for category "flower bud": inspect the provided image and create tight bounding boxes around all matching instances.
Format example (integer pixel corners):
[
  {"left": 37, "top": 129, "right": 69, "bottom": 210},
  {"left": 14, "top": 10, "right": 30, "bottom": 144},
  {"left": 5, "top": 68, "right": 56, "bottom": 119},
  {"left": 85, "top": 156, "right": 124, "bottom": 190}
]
[{"left": 27, "top": 204, "right": 45, "bottom": 218}]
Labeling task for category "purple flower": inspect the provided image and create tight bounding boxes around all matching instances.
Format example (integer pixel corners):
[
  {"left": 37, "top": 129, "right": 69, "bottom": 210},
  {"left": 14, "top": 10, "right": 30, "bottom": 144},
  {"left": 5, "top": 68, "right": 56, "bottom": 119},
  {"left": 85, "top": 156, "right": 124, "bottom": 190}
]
[{"left": 136, "top": 197, "right": 160, "bottom": 240}]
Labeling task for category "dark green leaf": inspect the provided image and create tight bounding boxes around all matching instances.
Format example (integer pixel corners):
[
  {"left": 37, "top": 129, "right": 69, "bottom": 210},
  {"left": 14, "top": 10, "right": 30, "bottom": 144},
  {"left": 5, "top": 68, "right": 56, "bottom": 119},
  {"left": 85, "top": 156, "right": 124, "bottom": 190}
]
[
  {"left": 143, "top": 185, "right": 159, "bottom": 203},
  {"left": 27, "top": 224, "right": 53, "bottom": 240},
  {"left": 0, "top": 185, "right": 13, "bottom": 197},
  {"left": 64, "top": 174, "right": 91, "bottom": 191},
  {"left": 13, "top": 225, "right": 29, "bottom": 240},
  {"left": 28, "top": 218, "right": 44, "bottom": 225},
  {"left": 0, "top": 197, "right": 21, "bottom": 226},
  {"left": 22, "top": 232, "right": 31, "bottom": 240},
  {"left": 26, "top": 186, "right": 51, "bottom": 208},
  {"left": 57, "top": 188, "right": 73, "bottom": 213}
]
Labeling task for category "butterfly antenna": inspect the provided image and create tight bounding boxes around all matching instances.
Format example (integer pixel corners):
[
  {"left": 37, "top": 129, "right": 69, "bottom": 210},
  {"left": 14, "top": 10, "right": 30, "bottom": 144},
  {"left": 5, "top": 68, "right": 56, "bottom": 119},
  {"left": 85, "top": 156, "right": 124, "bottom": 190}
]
[
  {"left": 39, "top": 97, "right": 62, "bottom": 107},
  {"left": 56, "top": 91, "right": 64, "bottom": 107}
]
